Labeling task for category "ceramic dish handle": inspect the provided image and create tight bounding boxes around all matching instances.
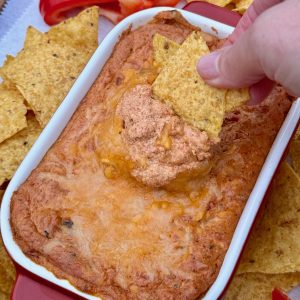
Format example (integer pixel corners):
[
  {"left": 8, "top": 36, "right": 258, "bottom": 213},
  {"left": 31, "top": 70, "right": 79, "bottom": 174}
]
[
  {"left": 12, "top": 266, "right": 85, "bottom": 300},
  {"left": 183, "top": 1, "right": 241, "bottom": 27}
]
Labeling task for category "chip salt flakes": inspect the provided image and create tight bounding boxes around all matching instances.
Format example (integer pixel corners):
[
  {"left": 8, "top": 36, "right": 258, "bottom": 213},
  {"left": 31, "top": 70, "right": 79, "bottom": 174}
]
[
  {"left": 0, "top": 114, "right": 41, "bottom": 186},
  {"left": 0, "top": 82, "right": 27, "bottom": 144},
  {"left": 0, "top": 7, "right": 99, "bottom": 127},
  {"left": 153, "top": 34, "right": 179, "bottom": 70},
  {"left": 225, "top": 88, "right": 249, "bottom": 112},
  {"left": 152, "top": 31, "right": 226, "bottom": 138},
  {"left": 225, "top": 272, "right": 300, "bottom": 300},
  {"left": 0, "top": 236, "right": 15, "bottom": 295},
  {"left": 237, "top": 162, "right": 300, "bottom": 274},
  {"left": 290, "top": 140, "right": 300, "bottom": 176}
]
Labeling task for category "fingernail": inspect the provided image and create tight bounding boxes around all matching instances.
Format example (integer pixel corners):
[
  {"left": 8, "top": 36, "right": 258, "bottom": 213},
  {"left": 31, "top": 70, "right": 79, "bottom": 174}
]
[{"left": 197, "top": 51, "right": 220, "bottom": 80}]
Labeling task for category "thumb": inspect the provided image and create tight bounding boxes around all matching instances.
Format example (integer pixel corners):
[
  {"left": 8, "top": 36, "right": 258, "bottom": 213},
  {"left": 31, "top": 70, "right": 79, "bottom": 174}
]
[{"left": 197, "top": 29, "right": 265, "bottom": 89}]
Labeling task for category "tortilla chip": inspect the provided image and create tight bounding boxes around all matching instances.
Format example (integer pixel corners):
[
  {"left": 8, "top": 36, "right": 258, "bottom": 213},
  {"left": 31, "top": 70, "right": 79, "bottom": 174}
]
[
  {"left": 225, "top": 272, "right": 300, "bottom": 300},
  {"left": 234, "top": 0, "right": 253, "bottom": 13},
  {"left": 24, "top": 26, "right": 45, "bottom": 48},
  {"left": 0, "top": 236, "right": 15, "bottom": 295},
  {"left": 290, "top": 140, "right": 300, "bottom": 177},
  {"left": 45, "top": 6, "right": 99, "bottom": 49},
  {"left": 0, "top": 7, "right": 99, "bottom": 127},
  {"left": 0, "top": 292, "right": 9, "bottom": 300},
  {"left": 0, "top": 82, "right": 27, "bottom": 143},
  {"left": 0, "top": 114, "right": 41, "bottom": 186},
  {"left": 153, "top": 34, "right": 180, "bottom": 70},
  {"left": 294, "top": 127, "right": 300, "bottom": 140},
  {"left": 152, "top": 31, "right": 226, "bottom": 138},
  {"left": 187, "top": 0, "right": 232, "bottom": 7},
  {"left": 225, "top": 88, "right": 249, "bottom": 112},
  {"left": 152, "top": 34, "right": 248, "bottom": 117},
  {"left": 237, "top": 162, "right": 300, "bottom": 274}
]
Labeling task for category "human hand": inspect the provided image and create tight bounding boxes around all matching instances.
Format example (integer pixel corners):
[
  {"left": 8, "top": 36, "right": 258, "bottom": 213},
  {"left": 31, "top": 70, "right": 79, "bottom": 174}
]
[{"left": 197, "top": 0, "right": 300, "bottom": 104}]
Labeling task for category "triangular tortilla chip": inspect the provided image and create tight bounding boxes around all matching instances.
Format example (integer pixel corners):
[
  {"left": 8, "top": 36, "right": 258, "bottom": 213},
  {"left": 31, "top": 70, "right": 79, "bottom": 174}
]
[
  {"left": 152, "top": 31, "right": 226, "bottom": 138},
  {"left": 0, "top": 82, "right": 27, "bottom": 143},
  {"left": 0, "top": 7, "right": 99, "bottom": 127},
  {"left": 225, "top": 272, "right": 300, "bottom": 300},
  {"left": 237, "top": 163, "right": 300, "bottom": 274},
  {"left": 0, "top": 114, "right": 41, "bottom": 185}
]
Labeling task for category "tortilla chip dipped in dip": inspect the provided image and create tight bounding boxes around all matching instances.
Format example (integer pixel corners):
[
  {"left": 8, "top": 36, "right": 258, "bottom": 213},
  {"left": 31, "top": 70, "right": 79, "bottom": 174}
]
[{"left": 9, "top": 11, "right": 292, "bottom": 300}]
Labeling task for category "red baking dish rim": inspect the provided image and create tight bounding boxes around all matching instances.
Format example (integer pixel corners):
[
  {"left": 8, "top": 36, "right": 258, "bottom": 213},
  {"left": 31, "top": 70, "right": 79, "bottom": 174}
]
[{"left": 6, "top": 2, "right": 298, "bottom": 300}]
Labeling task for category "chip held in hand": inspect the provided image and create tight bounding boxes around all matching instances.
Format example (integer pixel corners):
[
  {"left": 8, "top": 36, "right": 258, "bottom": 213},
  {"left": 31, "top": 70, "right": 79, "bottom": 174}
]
[{"left": 152, "top": 31, "right": 226, "bottom": 138}]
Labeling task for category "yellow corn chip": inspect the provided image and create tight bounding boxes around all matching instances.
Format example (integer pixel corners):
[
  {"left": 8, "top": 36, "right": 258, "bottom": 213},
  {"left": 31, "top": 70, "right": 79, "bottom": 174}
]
[
  {"left": 152, "top": 31, "right": 226, "bottom": 138},
  {"left": 237, "top": 162, "right": 300, "bottom": 274},
  {"left": 24, "top": 26, "right": 44, "bottom": 48},
  {"left": 234, "top": 0, "right": 253, "bottom": 13},
  {"left": 152, "top": 34, "right": 249, "bottom": 117},
  {"left": 290, "top": 140, "right": 300, "bottom": 176},
  {"left": 45, "top": 6, "right": 99, "bottom": 49},
  {"left": 0, "top": 82, "right": 27, "bottom": 143},
  {"left": 0, "top": 7, "right": 99, "bottom": 127},
  {"left": 225, "top": 88, "right": 249, "bottom": 112},
  {"left": 0, "top": 235, "right": 15, "bottom": 295},
  {"left": 153, "top": 34, "right": 180, "bottom": 70},
  {"left": 1, "top": 43, "right": 87, "bottom": 126},
  {"left": 225, "top": 272, "right": 300, "bottom": 300},
  {"left": 0, "top": 292, "right": 9, "bottom": 300},
  {"left": 186, "top": 0, "right": 232, "bottom": 7},
  {"left": 0, "top": 114, "right": 41, "bottom": 186},
  {"left": 294, "top": 126, "right": 300, "bottom": 140}
]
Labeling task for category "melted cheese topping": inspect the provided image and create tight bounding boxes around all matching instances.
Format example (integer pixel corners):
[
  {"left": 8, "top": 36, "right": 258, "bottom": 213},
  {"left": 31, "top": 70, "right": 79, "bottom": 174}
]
[{"left": 41, "top": 67, "right": 219, "bottom": 285}]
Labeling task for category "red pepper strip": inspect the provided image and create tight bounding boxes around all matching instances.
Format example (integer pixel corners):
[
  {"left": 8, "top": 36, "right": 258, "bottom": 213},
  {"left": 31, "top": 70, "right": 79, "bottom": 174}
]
[
  {"left": 119, "top": 0, "right": 180, "bottom": 17},
  {"left": 39, "top": 0, "right": 118, "bottom": 25},
  {"left": 272, "top": 288, "right": 291, "bottom": 300},
  {"left": 154, "top": 0, "right": 180, "bottom": 5},
  {"left": 98, "top": 2, "right": 123, "bottom": 23},
  {"left": 118, "top": 0, "right": 153, "bottom": 16}
]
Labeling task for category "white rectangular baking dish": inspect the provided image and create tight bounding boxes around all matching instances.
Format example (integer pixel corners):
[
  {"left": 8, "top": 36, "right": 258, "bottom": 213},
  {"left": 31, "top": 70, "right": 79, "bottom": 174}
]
[{"left": 1, "top": 6, "right": 300, "bottom": 300}]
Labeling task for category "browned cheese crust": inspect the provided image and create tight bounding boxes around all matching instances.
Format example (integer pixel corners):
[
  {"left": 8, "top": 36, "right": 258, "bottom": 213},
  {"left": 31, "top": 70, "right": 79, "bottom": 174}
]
[{"left": 10, "top": 11, "right": 291, "bottom": 300}]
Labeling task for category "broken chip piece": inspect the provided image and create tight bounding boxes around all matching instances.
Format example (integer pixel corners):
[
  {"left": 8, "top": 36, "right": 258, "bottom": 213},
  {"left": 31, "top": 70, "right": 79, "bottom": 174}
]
[
  {"left": 0, "top": 81, "right": 27, "bottom": 144},
  {"left": 225, "top": 88, "right": 249, "bottom": 112},
  {"left": 234, "top": 0, "right": 253, "bottom": 13}
]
